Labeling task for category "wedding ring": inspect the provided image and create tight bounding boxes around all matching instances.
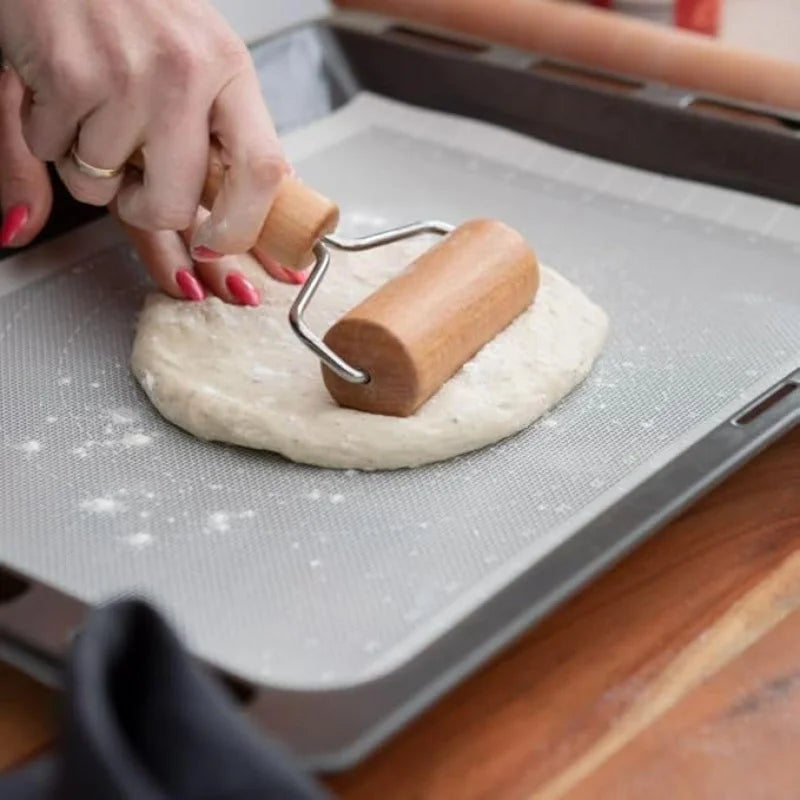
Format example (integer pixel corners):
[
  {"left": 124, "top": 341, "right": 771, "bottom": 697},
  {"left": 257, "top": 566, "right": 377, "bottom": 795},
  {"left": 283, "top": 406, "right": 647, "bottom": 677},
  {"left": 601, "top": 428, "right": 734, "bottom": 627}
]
[{"left": 70, "top": 144, "right": 124, "bottom": 179}]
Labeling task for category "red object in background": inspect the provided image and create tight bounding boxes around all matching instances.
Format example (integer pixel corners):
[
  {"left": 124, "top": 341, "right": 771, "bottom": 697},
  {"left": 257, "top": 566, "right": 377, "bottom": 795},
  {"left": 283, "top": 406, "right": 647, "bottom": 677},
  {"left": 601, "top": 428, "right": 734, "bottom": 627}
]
[
  {"left": 676, "top": 0, "right": 722, "bottom": 35},
  {"left": 588, "top": 0, "right": 721, "bottom": 36}
]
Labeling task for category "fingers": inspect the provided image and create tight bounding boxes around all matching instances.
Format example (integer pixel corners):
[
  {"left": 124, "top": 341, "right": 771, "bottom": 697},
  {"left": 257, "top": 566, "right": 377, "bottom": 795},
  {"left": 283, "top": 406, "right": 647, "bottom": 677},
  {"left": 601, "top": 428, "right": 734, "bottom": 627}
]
[
  {"left": 115, "top": 111, "right": 209, "bottom": 231},
  {"left": 251, "top": 244, "right": 309, "bottom": 286},
  {"left": 191, "top": 66, "right": 286, "bottom": 258},
  {"left": 54, "top": 101, "right": 143, "bottom": 207},
  {"left": 179, "top": 209, "right": 266, "bottom": 305},
  {"left": 0, "top": 68, "right": 52, "bottom": 247},
  {"left": 117, "top": 205, "right": 271, "bottom": 306},
  {"left": 114, "top": 205, "right": 201, "bottom": 300},
  {"left": 19, "top": 34, "right": 98, "bottom": 162}
]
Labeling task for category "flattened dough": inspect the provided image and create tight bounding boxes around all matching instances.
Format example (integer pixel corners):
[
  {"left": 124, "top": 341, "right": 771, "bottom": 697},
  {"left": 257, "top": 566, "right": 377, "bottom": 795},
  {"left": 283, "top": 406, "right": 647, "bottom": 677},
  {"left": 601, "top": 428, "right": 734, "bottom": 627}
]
[{"left": 131, "top": 238, "right": 608, "bottom": 470}]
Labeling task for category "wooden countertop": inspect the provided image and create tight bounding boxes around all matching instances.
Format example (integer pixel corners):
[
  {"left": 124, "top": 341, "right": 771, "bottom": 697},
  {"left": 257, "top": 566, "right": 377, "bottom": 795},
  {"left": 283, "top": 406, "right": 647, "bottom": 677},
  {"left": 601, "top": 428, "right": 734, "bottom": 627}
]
[{"left": 2, "top": 2, "right": 799, "bottom": 797}]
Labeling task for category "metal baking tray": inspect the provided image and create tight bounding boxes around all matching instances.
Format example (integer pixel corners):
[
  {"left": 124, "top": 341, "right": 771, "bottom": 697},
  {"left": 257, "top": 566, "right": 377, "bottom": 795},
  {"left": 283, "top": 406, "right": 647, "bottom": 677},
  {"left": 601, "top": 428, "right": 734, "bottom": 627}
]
[{"left": 1, "top": 11, "right": 799, "bottom": 771}]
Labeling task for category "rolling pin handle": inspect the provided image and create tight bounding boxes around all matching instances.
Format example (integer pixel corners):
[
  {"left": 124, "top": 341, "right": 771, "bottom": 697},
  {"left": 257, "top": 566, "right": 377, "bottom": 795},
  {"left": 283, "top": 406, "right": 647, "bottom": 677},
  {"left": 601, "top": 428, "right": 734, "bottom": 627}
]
[
  {"left": 201, "top": 156, "right": 339, "bottom": 268},
  {"left": 132, "top": 147, "right": 340, "bottom": 270}
]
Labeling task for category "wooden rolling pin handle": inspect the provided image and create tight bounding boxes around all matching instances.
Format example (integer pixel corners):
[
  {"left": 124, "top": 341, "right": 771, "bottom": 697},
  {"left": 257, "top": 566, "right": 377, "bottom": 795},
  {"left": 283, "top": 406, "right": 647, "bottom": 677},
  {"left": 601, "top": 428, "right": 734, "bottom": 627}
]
[
  {"left": 200, "top": 157, "right": 340, "bottom": 268},
  {"left": 130, "top": 149, "right": 340, "bottom": 269}
]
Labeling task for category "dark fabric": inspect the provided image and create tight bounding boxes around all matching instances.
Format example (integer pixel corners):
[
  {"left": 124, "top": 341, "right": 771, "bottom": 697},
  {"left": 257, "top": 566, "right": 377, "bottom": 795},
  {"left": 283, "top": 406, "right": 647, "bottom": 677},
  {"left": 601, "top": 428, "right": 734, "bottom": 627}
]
[{"left": 0, "top": 600, "right": 329, "bottom": 800}]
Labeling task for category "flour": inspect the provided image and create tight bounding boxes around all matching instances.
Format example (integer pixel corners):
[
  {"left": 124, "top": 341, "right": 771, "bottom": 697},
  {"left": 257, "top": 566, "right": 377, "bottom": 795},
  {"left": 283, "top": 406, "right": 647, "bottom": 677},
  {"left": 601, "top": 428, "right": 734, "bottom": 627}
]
[
  {"left": 71, "top": 424, "right": 155, "bottom": 458},
  {"left": 121, "top": 432, "right": 152, "bottom": 447},
  {"left": 18, "top": 440, "right": 42, "bottom": 454},
  {"left": 80, "top": 497, "right": 127, "bottom": 514},
  {"left": 126, "top": 531, "right": 154, "bottom": 548},
  {"left": 204, "top": 510, "right": 255, "bottom": 534},
  {"left": 206, "top": 512, "right": 231, "bottom": 533},
  {"left": 110, "top": 409, "right": 138, "bottom": 425}
]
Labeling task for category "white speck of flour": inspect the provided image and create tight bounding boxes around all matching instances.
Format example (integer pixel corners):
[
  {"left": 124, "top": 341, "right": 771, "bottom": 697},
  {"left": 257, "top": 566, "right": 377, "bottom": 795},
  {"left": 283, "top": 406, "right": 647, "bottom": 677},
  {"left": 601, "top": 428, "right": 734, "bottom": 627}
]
[
  {"left": 204, "top": 510, "right": 255, "bottom": 533},
  {"left": 121, "top": 432, "right": 152, "bottom": 448},
  {"left": 329, "top": 493, "right": 345, "bottom": 504},
  {"left": 80, "top": 497, "right": 127, "bottom": 514},
  {"left": 141, "top": 371, "right": 156, "bottom": 393},
  {"left": 206, "top": 512, "right": 231, "bottom": 533},
  {"left": 126, "top": 531, "right": 154, "bottom": 548},
  {"left": 18, "top": 440, "right": 42, "bottom": 454}
]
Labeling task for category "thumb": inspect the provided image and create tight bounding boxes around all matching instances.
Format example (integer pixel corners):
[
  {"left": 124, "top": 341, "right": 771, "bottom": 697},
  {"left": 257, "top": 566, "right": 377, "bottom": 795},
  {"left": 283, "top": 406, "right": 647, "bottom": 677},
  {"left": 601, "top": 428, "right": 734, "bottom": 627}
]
[{"left": 0, "top": 67, "right": 52, "bottom": 248}]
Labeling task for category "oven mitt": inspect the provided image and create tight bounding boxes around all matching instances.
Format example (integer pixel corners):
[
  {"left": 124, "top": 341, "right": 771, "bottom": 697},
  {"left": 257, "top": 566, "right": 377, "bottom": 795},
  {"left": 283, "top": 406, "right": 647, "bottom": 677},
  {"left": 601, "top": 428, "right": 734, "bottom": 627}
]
[{"left": 0, "top": 599, "right": 329, "bottom": 800}]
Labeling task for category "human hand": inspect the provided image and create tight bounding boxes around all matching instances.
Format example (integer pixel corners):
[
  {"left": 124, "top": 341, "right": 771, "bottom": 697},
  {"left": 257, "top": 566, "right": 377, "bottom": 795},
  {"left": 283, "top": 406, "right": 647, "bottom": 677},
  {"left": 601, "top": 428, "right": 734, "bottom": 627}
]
[
  {"left": 0, "top": 0, "right": 288, "bottom": 256},
  {"left": 0, "top": 65, "right": 305, "bottom": 304}
]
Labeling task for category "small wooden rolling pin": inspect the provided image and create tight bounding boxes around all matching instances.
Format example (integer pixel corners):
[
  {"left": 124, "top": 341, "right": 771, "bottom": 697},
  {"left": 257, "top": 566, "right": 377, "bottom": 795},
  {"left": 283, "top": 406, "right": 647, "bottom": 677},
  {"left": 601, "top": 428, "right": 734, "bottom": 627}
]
[
  {"left": 131, "top": 148, "right": 540, "bottom": 417},
  {"left": 335, "top": 0, "right": 800, "bottom": 112}
]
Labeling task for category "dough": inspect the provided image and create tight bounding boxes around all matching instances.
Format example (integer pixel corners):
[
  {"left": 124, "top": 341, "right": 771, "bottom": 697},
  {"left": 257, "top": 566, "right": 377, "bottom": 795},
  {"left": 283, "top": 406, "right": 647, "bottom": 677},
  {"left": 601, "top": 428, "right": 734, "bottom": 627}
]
[{"left": 131, "top": 238, "right": 608, "bottom": 470}]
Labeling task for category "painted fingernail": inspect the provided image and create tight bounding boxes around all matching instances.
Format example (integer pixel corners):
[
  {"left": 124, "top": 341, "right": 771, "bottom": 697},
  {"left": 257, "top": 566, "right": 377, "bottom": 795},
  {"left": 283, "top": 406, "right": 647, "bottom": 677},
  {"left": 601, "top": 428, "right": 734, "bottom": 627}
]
[
  {"left": 282, "top": 267, "right": 308, "bottom": 285},
  {"left": 192, "top": 245, "right": 223, "bottom": 261},
  {"left": 0, "top": 204, "right": 30, "bottom": 248},
  {"left": 176, "top": 269, "right": 206, "bottom": 301},
  {"left": 226, "top": 272, "right": 260, "bottom": 307}
]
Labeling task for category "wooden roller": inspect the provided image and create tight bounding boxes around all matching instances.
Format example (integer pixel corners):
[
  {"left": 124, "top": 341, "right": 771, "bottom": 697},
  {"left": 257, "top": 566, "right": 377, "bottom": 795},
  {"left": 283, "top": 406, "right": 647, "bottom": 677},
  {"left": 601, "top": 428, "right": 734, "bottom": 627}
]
[
  {"left": 323, "top": 219, "right": 540, "bottom": 417},
  {"left": 335, "top": 0, "right": 800, "bottom": 112},
  {"left": 129, "top": 147, "right": 340, "bottom": 269}
]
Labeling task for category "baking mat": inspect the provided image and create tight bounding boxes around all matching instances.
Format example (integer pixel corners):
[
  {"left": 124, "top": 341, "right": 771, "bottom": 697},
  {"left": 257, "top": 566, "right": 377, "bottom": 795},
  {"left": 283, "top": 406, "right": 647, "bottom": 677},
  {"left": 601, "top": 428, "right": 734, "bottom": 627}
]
[{"left": 1, "top": 94, "right": 799, "bottom": 694}]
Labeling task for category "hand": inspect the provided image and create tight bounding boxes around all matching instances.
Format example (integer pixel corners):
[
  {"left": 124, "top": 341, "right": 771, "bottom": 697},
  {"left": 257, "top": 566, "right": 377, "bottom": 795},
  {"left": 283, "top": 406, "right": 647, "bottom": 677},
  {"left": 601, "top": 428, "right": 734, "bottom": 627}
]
[
  {"left": 0, "top": 67, "right": 305, "bottom": 304},
  {"left": 0, "top": 0, "right": 285, "bottom": 259}
]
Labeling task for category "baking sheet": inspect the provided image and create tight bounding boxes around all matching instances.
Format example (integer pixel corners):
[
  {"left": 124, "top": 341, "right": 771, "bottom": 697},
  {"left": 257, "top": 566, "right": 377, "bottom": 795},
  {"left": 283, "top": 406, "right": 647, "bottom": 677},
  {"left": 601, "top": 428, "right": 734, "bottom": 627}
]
[{"left": 1, "top": 92, "right": 799, "bottom": 699}]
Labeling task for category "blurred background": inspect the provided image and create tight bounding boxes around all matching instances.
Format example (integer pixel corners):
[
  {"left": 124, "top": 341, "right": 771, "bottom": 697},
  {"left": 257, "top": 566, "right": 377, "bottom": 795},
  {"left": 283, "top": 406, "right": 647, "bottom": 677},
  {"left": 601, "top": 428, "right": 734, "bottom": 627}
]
[{"left": 209, "top": 0, "right": 800, "bottom": 60}]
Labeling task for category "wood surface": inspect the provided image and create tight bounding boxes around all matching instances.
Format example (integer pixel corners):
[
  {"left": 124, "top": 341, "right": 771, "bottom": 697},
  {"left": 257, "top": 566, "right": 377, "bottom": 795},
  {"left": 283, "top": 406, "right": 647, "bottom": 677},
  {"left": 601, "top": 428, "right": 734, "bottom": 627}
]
[
  {"left": 335, "top": 0, "right": 800, "bottom": 112},
  {"left": 323, "top": 219, "right": 540, "bottom": 416}
]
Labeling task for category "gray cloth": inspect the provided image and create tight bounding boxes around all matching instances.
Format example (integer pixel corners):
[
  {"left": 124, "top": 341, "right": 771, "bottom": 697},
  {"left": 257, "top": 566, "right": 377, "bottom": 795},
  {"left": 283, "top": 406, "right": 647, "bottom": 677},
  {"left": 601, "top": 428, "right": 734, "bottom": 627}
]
[{"left": 0, "top": 600, "right": 329, "bottom": 800}]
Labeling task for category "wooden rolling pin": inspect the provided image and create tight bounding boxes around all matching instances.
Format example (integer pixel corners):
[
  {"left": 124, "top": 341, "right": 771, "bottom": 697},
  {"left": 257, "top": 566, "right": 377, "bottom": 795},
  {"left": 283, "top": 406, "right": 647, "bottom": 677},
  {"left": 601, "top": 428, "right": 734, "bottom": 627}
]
[
  {"left": 335, "top": 0, "right": 800, "bottom": 111},
  {"left": 131, "top": 150, "right": 540, "bottom": 417},
  {"left": 130, "top": 148, "right": 340, "bottom": 269}
]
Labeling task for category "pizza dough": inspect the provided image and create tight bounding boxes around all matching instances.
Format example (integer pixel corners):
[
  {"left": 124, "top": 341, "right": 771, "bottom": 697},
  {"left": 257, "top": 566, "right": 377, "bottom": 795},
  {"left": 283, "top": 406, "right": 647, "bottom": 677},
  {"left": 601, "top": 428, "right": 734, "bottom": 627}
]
[{"left": 131, "top": 238, "right": 608, "bottom": 470}]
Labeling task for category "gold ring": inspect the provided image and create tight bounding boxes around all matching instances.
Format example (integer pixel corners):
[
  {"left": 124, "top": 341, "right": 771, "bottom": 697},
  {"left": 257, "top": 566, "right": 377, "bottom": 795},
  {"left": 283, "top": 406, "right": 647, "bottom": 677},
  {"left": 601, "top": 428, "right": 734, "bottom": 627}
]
[{"left": 70, "top": 144, "right": 124, "bottom": 179}]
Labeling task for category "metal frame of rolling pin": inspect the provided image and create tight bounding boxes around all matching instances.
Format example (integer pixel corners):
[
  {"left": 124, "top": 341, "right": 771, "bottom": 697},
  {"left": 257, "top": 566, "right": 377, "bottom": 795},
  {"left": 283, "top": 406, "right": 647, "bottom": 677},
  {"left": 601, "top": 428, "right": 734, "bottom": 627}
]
[{"left": 290, "top": 222, "right": 453, "bottom": 383}]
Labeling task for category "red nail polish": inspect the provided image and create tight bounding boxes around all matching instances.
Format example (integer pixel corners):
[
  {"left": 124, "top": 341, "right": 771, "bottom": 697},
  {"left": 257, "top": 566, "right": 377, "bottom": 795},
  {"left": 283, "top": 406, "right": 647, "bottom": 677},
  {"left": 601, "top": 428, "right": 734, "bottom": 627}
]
[
  {"left": 176, "top": 269, "right": 206, "bottom": 301},
  {"left": 0, "top": 204, "right": 29, "bottom": 248},
  {"left": 226, "top": 272, "right": 260, "bottom": 306},
  {"left": 282, "top": 267, "right": 308, "bottom": 285},
  {"left": 192, "top": 245, "right": 223, "bottom": 261}
]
